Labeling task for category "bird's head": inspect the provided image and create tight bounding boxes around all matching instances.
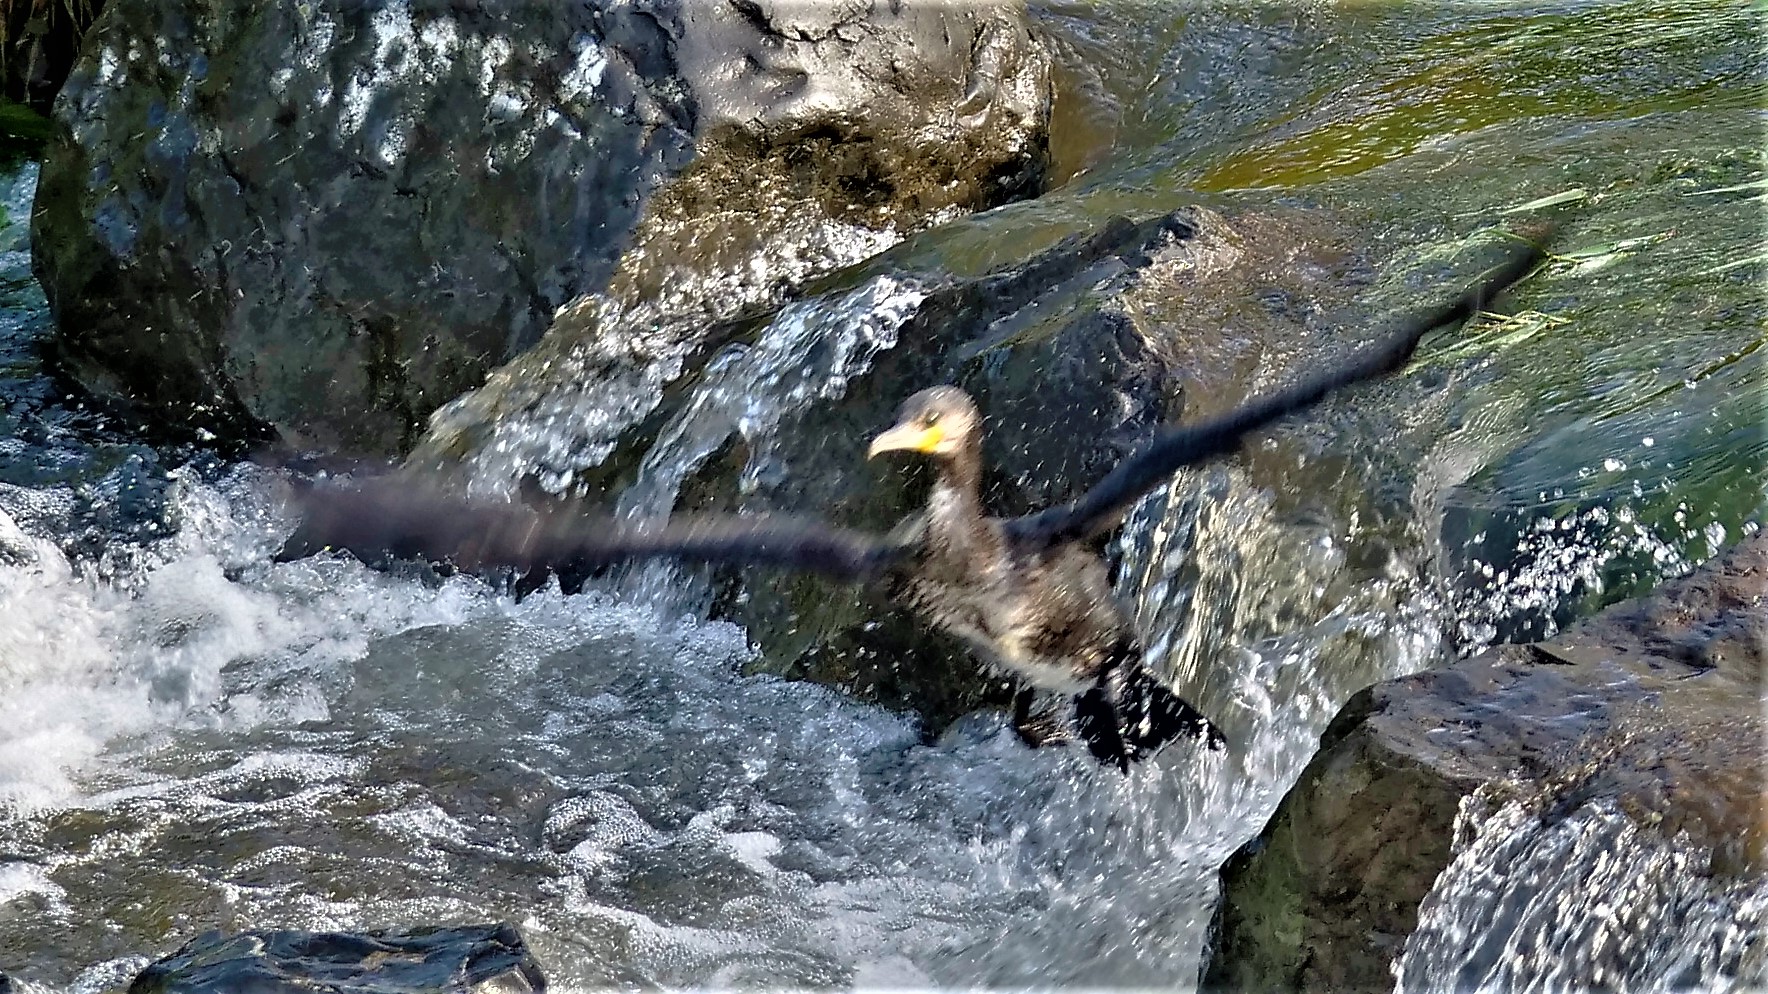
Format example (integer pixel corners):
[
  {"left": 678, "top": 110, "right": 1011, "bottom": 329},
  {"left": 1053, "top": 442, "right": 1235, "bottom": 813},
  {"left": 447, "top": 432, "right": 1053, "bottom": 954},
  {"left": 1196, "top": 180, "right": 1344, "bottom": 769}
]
[{"left": 867, "top": 386, "right": 980, "bottom": 462}]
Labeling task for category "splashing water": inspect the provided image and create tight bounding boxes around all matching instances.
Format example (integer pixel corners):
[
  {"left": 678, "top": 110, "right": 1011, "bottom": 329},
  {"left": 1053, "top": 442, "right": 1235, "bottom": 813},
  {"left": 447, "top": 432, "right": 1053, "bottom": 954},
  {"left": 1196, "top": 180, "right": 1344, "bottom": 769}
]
[
  {"left": 6, "top": 2, "right": 1765, "bottom": 984},
  {"left": 0, "top": 467, "right": 510, "bottom": 819},
  {"left": 417, "top": 221, "right": 906, "bottom": 501},
  {"left": 2, "top": 214, "right": 1742, "bottom": 992},
  {"left": 616, "top": 275, "right": 927, "bottom": 519},
  {"left": 0, "top": 467, "right": 1248, "bottom": 988},
  {"left": 0, "top": 393, "right": 1455, "bottom": 992},
  {"left": 417, "top": 293, "right": 705, "bottom": 499},
  {"left": 608, "top": 275, "right": 926, "bottom": 603},
  {"left": 1395, "top": 796, "right": 1768, "bottom": 993}
]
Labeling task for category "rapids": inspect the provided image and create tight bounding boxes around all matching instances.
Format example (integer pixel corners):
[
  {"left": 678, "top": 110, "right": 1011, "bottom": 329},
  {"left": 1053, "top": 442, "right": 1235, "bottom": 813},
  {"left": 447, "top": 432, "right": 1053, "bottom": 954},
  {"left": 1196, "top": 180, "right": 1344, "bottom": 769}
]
[{"left": 1, "top": 2, "right": 1763, "bottom": 990}]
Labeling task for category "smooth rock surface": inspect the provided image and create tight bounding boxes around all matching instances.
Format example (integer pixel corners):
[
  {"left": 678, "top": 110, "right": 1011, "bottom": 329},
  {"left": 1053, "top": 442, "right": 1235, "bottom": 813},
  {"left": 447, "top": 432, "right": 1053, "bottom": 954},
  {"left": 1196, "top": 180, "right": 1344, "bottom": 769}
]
[
  {"left": 126, "top": 922, "right": 545, "bottom": 994},
  {"left": 1203, "top": 531, "right": 1767, "bottom": 993},
  {"left": 33, "top": 0, "right": 1047, "bottom": 456}
]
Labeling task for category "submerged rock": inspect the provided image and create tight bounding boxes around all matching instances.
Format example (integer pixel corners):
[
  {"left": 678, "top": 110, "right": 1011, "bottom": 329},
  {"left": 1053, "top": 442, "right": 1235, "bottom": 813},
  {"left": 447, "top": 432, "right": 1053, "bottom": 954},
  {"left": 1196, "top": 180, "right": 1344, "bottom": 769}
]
[
  {"left": 1203, "top": 532, "right": 1767, "bottom": 993},
  {"left": 126, "top": 922, "right": 545, "bottom": 994},
  {"left": 33, "top": 0, "right": 1047, "bottom": 456}
]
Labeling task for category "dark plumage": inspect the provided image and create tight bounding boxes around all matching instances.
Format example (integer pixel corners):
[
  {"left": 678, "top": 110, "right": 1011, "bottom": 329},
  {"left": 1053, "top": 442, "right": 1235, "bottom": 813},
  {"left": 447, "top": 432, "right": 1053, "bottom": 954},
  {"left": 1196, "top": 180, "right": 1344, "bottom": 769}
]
[
  {"left": 863, "top": 385, "right": 1219, "bottom": 766},
  {"left": 283, "top": 232, "right": 1548, "bottom": 770}
]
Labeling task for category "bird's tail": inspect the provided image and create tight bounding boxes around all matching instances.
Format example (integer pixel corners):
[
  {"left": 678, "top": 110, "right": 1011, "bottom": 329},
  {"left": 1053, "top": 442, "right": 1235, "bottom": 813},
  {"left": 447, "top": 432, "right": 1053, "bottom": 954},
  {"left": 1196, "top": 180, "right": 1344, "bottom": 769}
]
[{"left": 1073, "top": 661, "right": 1224, "bottom": 772}]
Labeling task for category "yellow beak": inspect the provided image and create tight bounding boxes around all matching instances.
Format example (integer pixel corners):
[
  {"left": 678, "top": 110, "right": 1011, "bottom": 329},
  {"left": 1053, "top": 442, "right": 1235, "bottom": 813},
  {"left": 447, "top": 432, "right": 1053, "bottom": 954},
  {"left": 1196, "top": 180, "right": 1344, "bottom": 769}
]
[{"left": 867, "top": 423, "right": 943, "bottom": 458}]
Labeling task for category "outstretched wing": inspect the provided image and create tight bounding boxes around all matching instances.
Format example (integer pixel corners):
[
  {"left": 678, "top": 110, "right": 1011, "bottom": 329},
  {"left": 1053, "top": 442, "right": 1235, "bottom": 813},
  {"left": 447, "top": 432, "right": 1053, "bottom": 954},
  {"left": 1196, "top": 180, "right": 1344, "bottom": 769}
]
[
  {"left": 1005, "top": 228, "right": 1550, "bottom": 551},
  {"left": 279, "top": 477, "right": 914, "bottom": 583}
]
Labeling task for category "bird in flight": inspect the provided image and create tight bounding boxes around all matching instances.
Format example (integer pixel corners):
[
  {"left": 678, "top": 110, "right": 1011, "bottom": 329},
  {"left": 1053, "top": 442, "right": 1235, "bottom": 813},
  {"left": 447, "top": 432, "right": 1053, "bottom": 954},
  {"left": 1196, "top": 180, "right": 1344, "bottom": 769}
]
[{"left": 284, "top": 229, "right": 1548, "bottom": 770}]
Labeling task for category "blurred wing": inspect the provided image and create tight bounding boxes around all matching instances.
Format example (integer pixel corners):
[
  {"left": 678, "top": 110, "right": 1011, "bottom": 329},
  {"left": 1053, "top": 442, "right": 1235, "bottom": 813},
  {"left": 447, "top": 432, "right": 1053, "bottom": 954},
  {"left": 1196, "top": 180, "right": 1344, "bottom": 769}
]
[
  {"left": 279, "top": 477, "right": 912, "bottom": 583},
  {"left": 1006, "top": 229, "right": 1550, "bottom": 550}
]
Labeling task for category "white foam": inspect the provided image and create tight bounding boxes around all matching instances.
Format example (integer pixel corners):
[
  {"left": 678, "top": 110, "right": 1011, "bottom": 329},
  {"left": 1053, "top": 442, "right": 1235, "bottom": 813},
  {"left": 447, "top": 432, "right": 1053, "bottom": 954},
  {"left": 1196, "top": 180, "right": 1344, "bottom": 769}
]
[
  {"left": 546, "top": 790, "right": 662, "bottom": 871},
  {"left": 370, "top": 802, "right": 473, "bottom": 846},
  {"left": 95, "top": 46, "right": 121, "bottom": 87},
  {"left": 0, "top": 467, "right": 511, "bottom": 817},
  {"left": 850, "top": 955, "right": 937, "bottom": 990},
  {"left": 618, "top": 275, "right": 926, "bottom": 518},
  {"left": 1, "top": 396, "right": 1706, "bottom": 992},
  {"left": 724, "top": 831, "right": 782, "bottom": 876},
  {"left": 559, "top": 33, "right": 607, "bottom": 98},
  {"left": 0, "top": 860, "right": 65, "bottom": 910}
]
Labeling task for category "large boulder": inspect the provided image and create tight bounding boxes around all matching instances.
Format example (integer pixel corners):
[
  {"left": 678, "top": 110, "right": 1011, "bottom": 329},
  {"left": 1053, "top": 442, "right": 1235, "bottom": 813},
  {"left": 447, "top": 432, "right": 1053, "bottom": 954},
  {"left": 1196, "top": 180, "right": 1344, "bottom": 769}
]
[
  {"left": 1203, "top": 532, "right": 1767, "bottom": 992},
  {"left": 126, "top": 922, "right": 546, "bottom": 993},
  {"left": 33, "top": 0, "right": 1049, "bottom": 456}
]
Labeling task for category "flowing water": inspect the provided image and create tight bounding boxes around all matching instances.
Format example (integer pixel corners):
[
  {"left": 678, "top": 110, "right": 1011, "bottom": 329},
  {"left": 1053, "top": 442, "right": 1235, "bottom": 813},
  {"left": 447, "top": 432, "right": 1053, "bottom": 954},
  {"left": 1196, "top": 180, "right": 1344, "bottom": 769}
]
[
  {"left": 1, "top": 2, "right": 1764, "bottom": 991},
  {"left": 1395, "top": 797, "right": 1766, "bottom": 994}
]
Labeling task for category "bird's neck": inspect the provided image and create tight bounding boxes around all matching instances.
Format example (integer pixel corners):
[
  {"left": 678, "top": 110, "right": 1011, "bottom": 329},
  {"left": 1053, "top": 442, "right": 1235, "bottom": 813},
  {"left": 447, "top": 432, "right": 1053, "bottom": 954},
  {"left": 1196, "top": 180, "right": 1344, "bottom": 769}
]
[{"left": 930, "top": 446, "right": 983, "bottom": 519}]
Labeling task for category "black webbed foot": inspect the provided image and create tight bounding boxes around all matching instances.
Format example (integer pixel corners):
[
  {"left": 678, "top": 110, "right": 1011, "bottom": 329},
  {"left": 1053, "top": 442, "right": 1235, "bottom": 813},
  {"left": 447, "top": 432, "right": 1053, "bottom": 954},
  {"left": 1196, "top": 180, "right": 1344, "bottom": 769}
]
[
  {"left": 1071, "top": 664, "right": 1223, "bottom": 772},
  {"left": 1012, "top": 687, "right": 1076, "bottom": 748},
  {"left": 1073, "top": 685, "right": 1132, "bottom": 772},
  {"left": 1112, "top": 664, "right": 1225, "bottom": 754}
]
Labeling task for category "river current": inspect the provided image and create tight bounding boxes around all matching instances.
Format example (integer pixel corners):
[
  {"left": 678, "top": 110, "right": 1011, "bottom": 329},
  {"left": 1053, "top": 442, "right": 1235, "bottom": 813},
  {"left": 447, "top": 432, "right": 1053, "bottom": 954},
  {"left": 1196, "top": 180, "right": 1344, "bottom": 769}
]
[{"left": 1, "top": 2, "right": 1764, "bottom": 991}]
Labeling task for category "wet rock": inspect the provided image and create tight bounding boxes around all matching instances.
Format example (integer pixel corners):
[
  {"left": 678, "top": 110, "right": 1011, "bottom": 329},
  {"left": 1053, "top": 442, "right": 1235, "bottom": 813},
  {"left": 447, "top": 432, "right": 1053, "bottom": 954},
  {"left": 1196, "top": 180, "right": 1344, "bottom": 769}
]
[
  {"left": 289, "top": 210, "right": 1537, "bottom": 733},
  {"left": 387, "top": 209, "right": 1537, "bottom": 732},
  {"left": 34, "top": 0, "right": 1048, "bottom": 456},
  {"left": 411, "top": 0, "right": 1053, "bottom": 489},
  {"left": 1203, "top": 532, "right": 1767, "bottom": 993},
  {"left": 702, "top": 210, "right": 1225, "bottom": 728},
  {"left": 126, "top": 922, "right": 546, "bottom": 994}
]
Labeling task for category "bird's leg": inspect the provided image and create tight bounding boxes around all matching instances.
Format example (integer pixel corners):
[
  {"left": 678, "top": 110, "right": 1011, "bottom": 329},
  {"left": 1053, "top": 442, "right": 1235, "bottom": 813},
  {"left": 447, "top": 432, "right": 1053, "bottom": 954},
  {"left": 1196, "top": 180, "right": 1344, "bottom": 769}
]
[
  {"left": 1108, "top": 663, "right": 1226, "bottom": 756},
  {"left": 1072, "top": 684, "right": 1131, "bottom": 772},
  {"left": 1011, "top": 687, "right": 1074, "bottom": 748}
]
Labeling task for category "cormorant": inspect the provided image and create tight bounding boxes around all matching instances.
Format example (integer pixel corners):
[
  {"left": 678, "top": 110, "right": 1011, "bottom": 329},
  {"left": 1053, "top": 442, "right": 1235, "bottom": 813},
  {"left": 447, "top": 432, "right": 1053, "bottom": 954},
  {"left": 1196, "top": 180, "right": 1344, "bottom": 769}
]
[
  {"left": 284, "top": 231, "right": 1548, "bottom": 770},
  {"left": 864, "top": 383, "right": 1221, "bottom": 766}
]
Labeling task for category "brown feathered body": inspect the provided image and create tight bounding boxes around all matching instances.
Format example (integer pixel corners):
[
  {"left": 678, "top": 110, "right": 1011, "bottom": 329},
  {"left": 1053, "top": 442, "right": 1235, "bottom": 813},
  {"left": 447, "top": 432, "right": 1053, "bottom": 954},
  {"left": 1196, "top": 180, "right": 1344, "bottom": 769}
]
[
  {"left": 867, "top": 386, "right": 1219, "bottom": 766},
  {"left": 889, "top": 439, "right": 1127, "bottom": 696}
]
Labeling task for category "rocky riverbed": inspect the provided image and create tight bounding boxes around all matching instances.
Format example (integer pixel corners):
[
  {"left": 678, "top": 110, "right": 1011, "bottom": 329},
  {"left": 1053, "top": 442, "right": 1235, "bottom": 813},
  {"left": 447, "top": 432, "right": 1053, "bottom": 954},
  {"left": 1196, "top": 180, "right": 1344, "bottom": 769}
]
[{"left": 0, "top": 1, "right": 1761, "bottom": 991}]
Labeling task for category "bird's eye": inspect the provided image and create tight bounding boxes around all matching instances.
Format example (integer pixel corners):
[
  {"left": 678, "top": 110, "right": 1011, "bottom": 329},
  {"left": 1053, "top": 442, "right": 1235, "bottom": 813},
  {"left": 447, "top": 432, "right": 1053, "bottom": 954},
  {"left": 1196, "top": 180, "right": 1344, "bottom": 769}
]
[{"left": 923, "top": 412, "right": 941, "bottom": 428}]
